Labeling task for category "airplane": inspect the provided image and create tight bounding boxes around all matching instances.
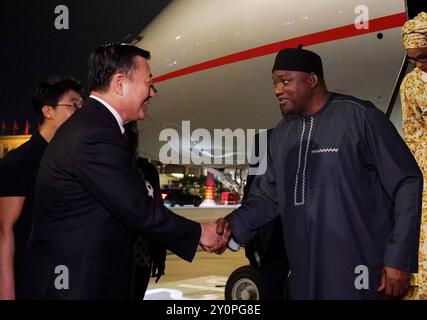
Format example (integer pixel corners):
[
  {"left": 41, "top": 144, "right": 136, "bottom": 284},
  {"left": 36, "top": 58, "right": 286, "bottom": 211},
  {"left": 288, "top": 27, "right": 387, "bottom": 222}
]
[
  {"left": 134, "top": 0, "right": 426, "bottom": 299},
  {"left": 136, "top": 0, "right": 424, "bottom": 165}
]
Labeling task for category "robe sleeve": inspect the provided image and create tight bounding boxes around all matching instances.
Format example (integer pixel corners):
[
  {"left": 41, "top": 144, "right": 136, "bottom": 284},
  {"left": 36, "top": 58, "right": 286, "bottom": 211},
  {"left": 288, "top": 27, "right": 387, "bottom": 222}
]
[
  {"left": 400, "top": 72, "right": 427, "bottom": 117},
  {"left": 364, "top": 106, "right": 423, "bottom": 272},
  {"left": 227, "top": 129, "right": 280, "bottom": 245}
]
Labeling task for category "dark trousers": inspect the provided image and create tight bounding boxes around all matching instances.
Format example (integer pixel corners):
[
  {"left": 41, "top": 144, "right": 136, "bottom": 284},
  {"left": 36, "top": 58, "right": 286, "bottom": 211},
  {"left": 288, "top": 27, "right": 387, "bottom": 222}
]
[
  {"left": 260, "top": 257, "right": 289, "bottom": 300},
  {"left": 132, "top": 265, "right": 151, "bottom": 300}
]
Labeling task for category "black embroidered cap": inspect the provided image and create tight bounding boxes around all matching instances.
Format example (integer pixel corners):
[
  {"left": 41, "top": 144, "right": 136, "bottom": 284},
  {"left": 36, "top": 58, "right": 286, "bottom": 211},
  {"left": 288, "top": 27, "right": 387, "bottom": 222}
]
[{"left": 272, "top": 48, "right": 324, "bottom": 78}]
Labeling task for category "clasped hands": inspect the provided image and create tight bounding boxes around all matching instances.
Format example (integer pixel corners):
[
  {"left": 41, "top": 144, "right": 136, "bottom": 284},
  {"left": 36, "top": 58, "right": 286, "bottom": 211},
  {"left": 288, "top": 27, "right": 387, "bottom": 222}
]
[{"left": 199, "top": 218, "right": 230, "bottom": 254}]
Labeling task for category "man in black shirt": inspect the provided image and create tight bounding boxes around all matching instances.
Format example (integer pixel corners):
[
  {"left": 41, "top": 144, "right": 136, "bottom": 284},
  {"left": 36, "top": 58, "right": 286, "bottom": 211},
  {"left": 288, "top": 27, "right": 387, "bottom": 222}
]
[{"left": 0, "top": 76, "right": 83, "bottom": 300}]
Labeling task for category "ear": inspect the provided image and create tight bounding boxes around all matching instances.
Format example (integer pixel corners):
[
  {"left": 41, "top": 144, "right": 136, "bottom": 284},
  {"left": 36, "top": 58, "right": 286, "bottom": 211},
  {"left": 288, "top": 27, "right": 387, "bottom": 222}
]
[
  {"left": 110, "top": 73, "right": 126, "bottom": 96},
  {"left": 41, "top": 106, "right": 54, "bottom": 119},
  {"left": 308, "top": 73, "right": 319, "bottom": 89}
]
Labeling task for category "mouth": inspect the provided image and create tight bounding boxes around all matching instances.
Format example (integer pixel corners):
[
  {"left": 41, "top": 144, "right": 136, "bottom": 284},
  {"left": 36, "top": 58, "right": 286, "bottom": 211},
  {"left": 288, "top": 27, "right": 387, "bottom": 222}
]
[{"left": 278, "top": 98, "right": 289, "bottom": 106}]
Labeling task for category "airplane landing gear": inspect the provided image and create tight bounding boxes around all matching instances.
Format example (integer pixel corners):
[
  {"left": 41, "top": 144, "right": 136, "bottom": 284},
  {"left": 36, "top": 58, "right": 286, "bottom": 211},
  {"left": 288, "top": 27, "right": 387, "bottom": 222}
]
[{"left": 224, "top": 265, "right": 261, "bottom": 300}]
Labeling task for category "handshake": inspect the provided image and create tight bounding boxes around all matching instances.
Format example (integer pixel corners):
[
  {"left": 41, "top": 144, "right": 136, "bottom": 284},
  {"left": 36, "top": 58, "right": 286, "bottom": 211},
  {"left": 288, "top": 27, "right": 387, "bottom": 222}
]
[{"left": 199, "top": 218, "right": 236, "bottom": 254}]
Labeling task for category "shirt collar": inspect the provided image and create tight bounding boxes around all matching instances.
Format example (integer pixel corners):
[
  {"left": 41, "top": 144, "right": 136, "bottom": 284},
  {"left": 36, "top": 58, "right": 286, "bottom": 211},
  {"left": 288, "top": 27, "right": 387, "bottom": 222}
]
[
  {"left": 33, "top": 131, "right": 48, "bottom": 147},
  {"left": 89, "top": 95, "right": 125, "bottom": 134},
  {"left": 422, "top": 70, "right": 427, "bottom": 83}
]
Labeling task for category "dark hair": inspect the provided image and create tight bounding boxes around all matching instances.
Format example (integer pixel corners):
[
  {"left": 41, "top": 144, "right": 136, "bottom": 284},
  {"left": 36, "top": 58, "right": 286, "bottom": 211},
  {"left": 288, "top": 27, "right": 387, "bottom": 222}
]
[
  {"left": 88, "top": 43, "right": 151, "bottom": 93},
  {"left": 32, "top": 76, "right": 83, "bottom": 119}
]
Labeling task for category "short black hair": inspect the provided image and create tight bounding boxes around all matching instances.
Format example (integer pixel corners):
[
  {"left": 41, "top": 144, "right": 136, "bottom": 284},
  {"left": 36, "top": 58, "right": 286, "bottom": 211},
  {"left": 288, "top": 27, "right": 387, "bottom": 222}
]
[
  {"left": 32, "top": 76, "right": 83, "bottom": 119},
  {"left": 88, "top": 43, "right": 151, "bottom": 93}
]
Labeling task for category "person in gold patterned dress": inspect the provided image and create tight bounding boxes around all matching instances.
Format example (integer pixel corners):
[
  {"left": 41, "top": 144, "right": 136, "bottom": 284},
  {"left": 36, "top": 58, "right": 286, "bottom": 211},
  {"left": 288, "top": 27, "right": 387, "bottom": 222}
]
[{"left": 400, "top": 12, "right": 427, "bottom": 300}]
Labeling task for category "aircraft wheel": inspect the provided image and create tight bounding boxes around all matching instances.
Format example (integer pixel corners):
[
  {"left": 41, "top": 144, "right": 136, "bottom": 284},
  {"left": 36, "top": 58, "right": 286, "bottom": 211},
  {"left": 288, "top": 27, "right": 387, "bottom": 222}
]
[{"left": 225, "top": 265, "right": 261, "bottom": 300}]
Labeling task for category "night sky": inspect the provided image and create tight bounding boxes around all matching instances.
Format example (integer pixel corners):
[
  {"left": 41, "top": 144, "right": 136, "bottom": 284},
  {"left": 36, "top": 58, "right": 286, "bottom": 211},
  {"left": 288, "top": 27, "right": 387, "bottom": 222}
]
[{"left": 0, "top": 0, "right": 171, "bottom": 134}]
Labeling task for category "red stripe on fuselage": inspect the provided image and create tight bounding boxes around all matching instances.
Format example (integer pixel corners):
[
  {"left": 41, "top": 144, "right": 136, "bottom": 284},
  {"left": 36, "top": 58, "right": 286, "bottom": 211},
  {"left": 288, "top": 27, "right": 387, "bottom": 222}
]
[{"left": 153, "top": 12, "right": 407, "bottom": 83}]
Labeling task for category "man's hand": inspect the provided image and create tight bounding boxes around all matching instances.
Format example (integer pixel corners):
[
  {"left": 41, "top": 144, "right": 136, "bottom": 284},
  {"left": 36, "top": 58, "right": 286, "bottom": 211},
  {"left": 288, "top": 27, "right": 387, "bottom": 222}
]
[
  {"left": 377, "top": 267, "right": 410, "bottom": 298},
  {"left": 200, "top": 223, "right": 228, "bottom": 253},
  {"left": 150, "top": 245, "right": 166, "bottom": 284},
  {"left": 151, "top": 259, "right": 165, "bottom": 284},
  {"left": 214, "top": 218, "right": 231, "bottom": 254}
]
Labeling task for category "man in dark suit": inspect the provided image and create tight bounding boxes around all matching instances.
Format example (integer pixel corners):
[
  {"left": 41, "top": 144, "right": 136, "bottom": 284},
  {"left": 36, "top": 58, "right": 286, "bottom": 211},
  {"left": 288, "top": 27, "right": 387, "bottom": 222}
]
[{"left": 18, "top": 43, "right": 225, "bottom": 299}]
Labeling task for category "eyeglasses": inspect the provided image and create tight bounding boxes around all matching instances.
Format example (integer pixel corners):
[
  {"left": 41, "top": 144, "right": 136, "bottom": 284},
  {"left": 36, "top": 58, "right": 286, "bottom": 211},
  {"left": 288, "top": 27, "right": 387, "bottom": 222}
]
[
  {"left": 55, "top": 103, "right": 83, "bottom": 110},
  {"left": 147, "top": 83, "right": 158, "bottom": 94},
  {"left": 407, "top": 55, "right": 427, "bottom": 65}
]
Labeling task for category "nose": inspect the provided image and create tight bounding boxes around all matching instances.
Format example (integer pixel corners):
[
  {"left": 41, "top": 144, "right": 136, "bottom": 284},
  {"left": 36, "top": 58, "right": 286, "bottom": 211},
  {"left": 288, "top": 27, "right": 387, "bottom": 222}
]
[
  {"left": 150, "top": 84, "right": 158, "bottom": 97},
  {"left": 274, "top": 84, "right": 283, "bottom": 96},
  {"left": 415, "top": 61, "right": 424, "bottom": 70}
]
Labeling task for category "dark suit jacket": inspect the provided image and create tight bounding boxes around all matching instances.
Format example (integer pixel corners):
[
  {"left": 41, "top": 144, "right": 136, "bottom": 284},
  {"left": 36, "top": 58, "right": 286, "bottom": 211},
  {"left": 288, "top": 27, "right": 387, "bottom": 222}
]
[{"left": 18, "top": 98, "right": 201, "bottom": 300}]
